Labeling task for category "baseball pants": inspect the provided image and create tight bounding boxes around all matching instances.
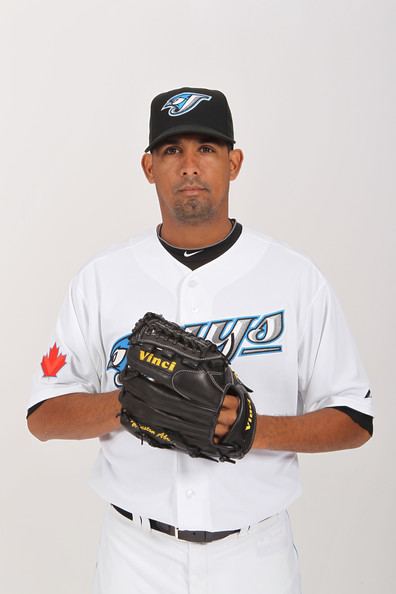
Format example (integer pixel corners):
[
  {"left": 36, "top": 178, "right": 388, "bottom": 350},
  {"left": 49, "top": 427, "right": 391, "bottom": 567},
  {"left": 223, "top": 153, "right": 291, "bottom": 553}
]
[{"left": 93, "top": 505, "right": 302, "bottom": 594}]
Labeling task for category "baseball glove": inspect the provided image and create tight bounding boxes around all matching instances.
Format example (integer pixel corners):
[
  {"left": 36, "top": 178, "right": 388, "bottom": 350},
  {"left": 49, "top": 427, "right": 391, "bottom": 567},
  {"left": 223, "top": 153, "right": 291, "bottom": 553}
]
[{"left": 118, "top": 312, "right": 257, "bottom": 463}]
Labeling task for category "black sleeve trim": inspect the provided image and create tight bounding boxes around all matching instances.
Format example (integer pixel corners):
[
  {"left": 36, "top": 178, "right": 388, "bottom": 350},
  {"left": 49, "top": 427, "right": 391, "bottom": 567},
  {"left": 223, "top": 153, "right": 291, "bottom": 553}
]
[
  {"left": 332, "top": 405, "right": 373, "bottom": 436},
  {"left": 26, "top": 400, "right": 46, "bottom": 419}
]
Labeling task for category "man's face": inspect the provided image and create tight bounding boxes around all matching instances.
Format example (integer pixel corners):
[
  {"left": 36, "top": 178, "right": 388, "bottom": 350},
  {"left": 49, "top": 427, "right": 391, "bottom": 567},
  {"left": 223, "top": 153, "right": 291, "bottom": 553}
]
[{"left": 141, "top": 134, "right": 243, "bottom": 225}]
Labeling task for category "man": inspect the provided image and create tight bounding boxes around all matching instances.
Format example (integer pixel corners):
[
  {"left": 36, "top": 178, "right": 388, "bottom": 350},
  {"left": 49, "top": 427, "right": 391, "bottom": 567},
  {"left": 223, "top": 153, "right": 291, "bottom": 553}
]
[{"left": 27, "top": 87, "right": 373, "bottom": 594}]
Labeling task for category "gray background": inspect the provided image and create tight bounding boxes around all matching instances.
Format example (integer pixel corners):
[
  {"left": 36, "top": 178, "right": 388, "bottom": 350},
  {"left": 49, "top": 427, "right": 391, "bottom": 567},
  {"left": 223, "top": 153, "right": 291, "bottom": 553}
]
[{"left": 1, "top": 1, "right": 395, "bottom": 592}]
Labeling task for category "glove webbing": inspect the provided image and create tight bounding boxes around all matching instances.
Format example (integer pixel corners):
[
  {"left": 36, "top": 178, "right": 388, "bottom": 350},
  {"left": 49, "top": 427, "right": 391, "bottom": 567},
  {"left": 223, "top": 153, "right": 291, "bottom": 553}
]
[{"left": 137, "top": 317, "right": 221, "bottom": 358}]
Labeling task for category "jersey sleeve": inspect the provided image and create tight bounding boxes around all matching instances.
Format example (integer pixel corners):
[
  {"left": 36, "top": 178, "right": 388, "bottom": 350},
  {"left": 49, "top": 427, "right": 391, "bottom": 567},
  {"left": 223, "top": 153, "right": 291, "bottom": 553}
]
[
  {"left": 298, "top": 281, "right": 373, "bottom": 417},
  {"left": 28, "top": 278, "right": 102, "bottom": 409}
]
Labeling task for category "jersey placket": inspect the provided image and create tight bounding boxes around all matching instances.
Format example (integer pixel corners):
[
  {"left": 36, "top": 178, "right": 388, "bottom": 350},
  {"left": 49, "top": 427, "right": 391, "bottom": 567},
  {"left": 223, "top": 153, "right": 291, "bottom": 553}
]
[
  {"left": 175, "top": 271, "right": 213, "bottom": 530},
  {"left": 177, "top": 272, "right": 208, "bottom": 322}
]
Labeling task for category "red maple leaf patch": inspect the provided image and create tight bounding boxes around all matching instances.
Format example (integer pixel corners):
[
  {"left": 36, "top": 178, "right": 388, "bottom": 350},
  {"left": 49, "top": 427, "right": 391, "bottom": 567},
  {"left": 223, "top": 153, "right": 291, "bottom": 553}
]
[{"left": 41, "top": 343, "right": 67, "bottom": 377}]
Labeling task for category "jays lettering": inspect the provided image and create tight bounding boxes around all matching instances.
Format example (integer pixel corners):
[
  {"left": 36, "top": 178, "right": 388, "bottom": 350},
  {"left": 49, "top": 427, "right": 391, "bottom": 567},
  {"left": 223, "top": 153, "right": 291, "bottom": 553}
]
[
  {"left": 107, "top": 312, "right": 284, "bottom": 387},
  {"left": 184, "top": 312, "right": 284, "bottom": 360}
]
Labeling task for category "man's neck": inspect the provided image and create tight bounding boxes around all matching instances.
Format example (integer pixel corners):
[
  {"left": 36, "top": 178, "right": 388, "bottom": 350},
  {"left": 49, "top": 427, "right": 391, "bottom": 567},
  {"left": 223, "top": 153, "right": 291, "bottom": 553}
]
[{"left": 159, "top": 218, "right": 233, "bottom": 249}]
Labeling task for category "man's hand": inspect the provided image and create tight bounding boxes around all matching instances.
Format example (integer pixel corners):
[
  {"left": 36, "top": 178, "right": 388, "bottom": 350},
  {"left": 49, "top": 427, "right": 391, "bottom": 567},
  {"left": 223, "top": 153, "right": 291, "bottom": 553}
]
[{"left": 214, "top": 395, "right": 240, "bottom": 444}]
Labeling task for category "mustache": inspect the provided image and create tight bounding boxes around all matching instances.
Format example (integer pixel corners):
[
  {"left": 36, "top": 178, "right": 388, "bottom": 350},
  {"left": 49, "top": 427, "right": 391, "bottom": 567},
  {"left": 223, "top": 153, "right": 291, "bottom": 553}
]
[{"left": 175, "top": 179, "right": 208, "bottom": 192}]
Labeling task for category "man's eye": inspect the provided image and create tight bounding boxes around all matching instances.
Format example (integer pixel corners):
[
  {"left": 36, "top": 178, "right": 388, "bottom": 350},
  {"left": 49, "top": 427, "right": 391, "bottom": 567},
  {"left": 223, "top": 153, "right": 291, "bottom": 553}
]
[
  {"left": 200, "top": 146, "right": 214, "bottom": 153},
  {"left": 164, "top": 146, "right": 180, "bottom": 155}
]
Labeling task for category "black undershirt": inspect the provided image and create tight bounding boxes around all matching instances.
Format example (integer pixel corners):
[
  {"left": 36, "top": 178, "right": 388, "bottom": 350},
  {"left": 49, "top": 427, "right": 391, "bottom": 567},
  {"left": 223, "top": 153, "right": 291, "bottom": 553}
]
[
  {"left": 157, "top": 219, "right": 242, "bottom": 270},
  {"left": 27, "top": 222, "right": 373, "bottom": 437}
]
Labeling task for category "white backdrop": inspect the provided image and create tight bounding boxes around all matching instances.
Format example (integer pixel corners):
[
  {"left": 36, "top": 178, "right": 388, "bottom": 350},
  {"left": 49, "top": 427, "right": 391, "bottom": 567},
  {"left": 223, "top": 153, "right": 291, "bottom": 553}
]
[{"left": 1, "top": 1, "right": 395, "bottom": 592}]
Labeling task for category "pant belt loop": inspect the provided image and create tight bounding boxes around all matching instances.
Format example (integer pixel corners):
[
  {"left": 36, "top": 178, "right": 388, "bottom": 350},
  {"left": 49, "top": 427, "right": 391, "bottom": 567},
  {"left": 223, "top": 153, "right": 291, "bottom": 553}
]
[{"left": 139, "top": 516, "right": 151, "bottom": 531}]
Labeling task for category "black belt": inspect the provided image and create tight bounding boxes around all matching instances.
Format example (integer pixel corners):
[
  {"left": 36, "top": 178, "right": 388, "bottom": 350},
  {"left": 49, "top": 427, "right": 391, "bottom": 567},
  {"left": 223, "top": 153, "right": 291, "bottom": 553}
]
[{"left": 112, "top": 504, "right": 240, "bottom": 543}]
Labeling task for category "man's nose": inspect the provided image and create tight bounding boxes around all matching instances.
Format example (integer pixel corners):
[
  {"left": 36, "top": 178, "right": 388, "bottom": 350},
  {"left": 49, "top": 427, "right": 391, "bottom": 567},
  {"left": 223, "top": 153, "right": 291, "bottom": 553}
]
[{"left": 180, "top": 151, "right": 199, "bottom": 176}]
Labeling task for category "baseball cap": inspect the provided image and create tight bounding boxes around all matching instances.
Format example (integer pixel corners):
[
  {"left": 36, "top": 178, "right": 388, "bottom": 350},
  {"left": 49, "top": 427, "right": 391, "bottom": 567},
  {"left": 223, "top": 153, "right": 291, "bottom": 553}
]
[{"left": 145, "top": 87, "right": 235, "bottom": 152}]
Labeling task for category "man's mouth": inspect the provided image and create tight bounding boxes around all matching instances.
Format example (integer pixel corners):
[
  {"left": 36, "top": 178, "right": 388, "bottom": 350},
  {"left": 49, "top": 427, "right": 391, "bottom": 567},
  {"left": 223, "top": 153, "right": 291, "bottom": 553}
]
[{"left": 177, "top": 184, "right": 207, "bottom": 194}]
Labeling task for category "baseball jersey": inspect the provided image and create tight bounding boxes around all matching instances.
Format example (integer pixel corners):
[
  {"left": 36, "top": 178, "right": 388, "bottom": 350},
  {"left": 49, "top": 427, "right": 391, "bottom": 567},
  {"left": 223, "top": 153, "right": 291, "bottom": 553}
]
[{"left": 29, "top": 227, "right": 373, "bottom": 531}]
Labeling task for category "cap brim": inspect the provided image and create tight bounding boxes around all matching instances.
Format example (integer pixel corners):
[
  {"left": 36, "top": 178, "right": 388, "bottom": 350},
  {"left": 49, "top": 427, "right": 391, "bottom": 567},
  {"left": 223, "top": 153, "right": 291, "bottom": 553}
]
[{"left": 145, "top": 125, "right": 235, "bottom": 152}]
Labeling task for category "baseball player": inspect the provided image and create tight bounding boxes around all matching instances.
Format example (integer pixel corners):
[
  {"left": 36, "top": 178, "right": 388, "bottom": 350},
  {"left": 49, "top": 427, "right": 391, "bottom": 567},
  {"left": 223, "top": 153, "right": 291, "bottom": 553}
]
[{"left": 27, "top": 87, "right": 373, "bottom": 594}]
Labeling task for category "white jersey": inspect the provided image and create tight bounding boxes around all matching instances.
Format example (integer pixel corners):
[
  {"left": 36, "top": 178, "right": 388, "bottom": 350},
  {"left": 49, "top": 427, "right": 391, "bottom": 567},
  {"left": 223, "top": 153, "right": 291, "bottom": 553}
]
[{"left": 29, "top": 227, "right": 373, "bottom": 531}]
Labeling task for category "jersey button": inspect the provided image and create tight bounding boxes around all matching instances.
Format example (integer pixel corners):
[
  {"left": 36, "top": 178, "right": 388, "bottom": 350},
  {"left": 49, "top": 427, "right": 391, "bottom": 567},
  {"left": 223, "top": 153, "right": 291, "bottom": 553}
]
[
  {"left": 187, "top": 279, "right": 198, "bottom": 288},
  {"left": 186, "top": 489, "right": 195, "bottom": 498}
]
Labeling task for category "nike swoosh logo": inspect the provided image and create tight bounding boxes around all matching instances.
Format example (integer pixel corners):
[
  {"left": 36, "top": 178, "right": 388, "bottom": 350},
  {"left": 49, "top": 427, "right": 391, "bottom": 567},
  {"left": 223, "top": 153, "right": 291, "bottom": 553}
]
[{"left": 184, "top": 250, "right": 203, "bottom": 258}]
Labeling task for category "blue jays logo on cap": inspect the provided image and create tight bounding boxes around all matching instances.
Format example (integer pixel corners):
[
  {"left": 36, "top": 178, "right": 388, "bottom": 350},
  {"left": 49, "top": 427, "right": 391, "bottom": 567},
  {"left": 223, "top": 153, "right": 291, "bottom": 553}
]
[{"left": 161, "top": 92, "right": 212, "bottom": 117}]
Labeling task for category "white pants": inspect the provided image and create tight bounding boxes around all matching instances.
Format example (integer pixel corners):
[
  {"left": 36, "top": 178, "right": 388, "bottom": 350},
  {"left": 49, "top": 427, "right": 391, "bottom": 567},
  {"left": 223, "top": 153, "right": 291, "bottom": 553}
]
[{"left": 93, "top": 505, "right": 302, "bottom": 594}]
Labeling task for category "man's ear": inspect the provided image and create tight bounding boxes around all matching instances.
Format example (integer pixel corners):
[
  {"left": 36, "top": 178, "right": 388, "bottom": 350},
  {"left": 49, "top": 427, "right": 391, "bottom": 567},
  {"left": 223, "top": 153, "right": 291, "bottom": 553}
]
[
  {"left": 141, "top": 153, "right": 155, "bottom": 183},
  {"left": 229, "top": 149, "right": 244, "bottom": 181}
]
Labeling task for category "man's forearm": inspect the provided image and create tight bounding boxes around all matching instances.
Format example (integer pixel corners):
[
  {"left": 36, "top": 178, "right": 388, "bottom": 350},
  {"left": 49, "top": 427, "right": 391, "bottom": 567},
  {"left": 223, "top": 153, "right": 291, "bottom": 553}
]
[
  {"left": 252, "top": 408, "right": 371, "bottom": 452},
  {"left": 27, "top": 391, "right": 121, "bottom": 441}
]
